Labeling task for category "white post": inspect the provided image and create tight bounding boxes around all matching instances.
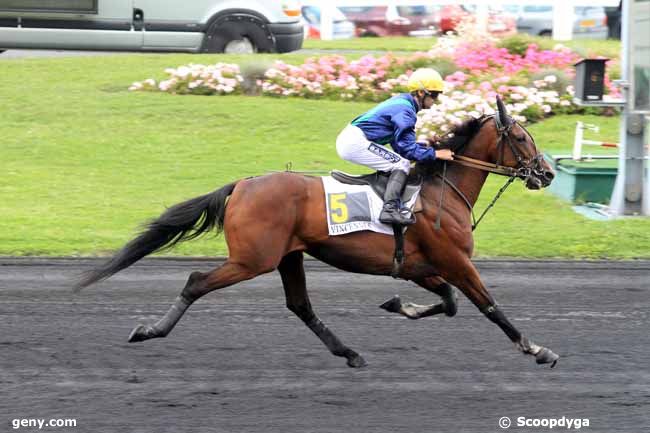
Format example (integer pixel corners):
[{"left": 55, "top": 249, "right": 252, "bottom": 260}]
[
  {"left": 573, "top": 121, "right": 584, "bottom": 160},
  {"left": 475, "top": 3, "right": 489, "bottom": 34},
  {"left": 319, "top": 0, "right": 335, "bottom": 41},
  {"left": 610, "top": 0, "right": 648, "bottom": 215},
  {"left": 644, "top": 116, "right": 650, "bottom": 215},
  {"left": 552, "top": 1, "right": 574, "bottom": 41}
]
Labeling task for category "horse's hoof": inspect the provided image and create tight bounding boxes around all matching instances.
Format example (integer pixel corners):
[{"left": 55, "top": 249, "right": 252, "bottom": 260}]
[
  {"left": 128, "top": 324, "right": 157, "bottom": 343},
  {"left": 379, "top": 295, "right": 402, "bottom": 313},
  {"left": 346, "top": 354, "right": 367, "bottom": 369},
  {"left": 535, "top": 347, "right": 559, "bottom": 368}
]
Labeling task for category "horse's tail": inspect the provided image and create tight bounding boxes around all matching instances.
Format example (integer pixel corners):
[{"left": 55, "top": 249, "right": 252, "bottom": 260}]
[{"left": 74, "top": 182, "right": 238, "bottom": 292}]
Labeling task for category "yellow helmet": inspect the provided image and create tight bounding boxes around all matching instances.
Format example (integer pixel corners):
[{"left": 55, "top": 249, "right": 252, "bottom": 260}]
[{"left": 407, "top": 68, "right": 444, "bottom": 93}]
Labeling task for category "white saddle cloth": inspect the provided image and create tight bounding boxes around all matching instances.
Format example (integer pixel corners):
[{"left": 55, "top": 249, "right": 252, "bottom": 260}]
[{"left": 321, "top": 176, "right": 420, "bottom": 236}]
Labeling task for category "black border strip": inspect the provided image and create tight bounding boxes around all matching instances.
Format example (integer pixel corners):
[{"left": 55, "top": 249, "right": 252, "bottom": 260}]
[
  {"left": 144, "top": 21, "right": 204, "bottom": 32},
  {"left": 0, "top": 18, "right": 203, "bottom": 32},
  {"left": 0, "top": 0, "right": 98, "bottom": 14},
  {"left": 20, "top": 18, "right": 130, "bottom": 31}
]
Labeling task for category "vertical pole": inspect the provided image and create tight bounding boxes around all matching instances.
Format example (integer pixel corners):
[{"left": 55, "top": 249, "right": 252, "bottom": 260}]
[
  {"left": 319, "top": 0, "right": 334, "bottom": 41},
  {"left": 552, "top": 1, "right": 574, "bottom": 41},
  {"left": 610, "top": 0, "right": 647, "bottom": 216},
  {"left": 643, "top": 116, "right": 650, "bottom": 215},
  {"left": 573, "top": 121, "right": 584, "bottom": 161},
  {"left": 475, "top": 3, "right": 489, "bottom": 34}
]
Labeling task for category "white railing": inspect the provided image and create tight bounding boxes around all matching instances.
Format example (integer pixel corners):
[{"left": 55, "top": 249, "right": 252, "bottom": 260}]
[{"left": 573, "top": 121, "right": 619, "bottom": 161}]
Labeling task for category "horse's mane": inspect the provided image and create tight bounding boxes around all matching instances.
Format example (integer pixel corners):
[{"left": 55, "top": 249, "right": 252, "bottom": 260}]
[{"left": 414, "top": 115, "right": 489, "bottom": 177}]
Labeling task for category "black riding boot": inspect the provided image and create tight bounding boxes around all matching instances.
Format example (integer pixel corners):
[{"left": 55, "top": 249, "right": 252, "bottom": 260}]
[{"left": 379, "top": 170, "right": 415, "bottom": 225}]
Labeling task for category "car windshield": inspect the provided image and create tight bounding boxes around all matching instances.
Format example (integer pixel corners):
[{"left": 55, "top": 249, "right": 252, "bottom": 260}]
[
  {"left": 303, "top": 6, "right": 348, "bottom": 21},
  {"left": 523, "top": 6, "right": 553, "bottom": 13},
  {"left": 575, "top": 7, "right": 602, "bottom": 16},
  {"left": 396, "top": 6, "right": 438, "bottom": 16},
  {"left": 339, "top": 7, "right": 375, "bottom": 15}
]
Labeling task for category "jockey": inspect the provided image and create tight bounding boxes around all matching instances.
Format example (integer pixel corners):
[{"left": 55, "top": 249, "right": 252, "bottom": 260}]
[{"left": 336, "top": 68, "right": 455, "bottom": 225}]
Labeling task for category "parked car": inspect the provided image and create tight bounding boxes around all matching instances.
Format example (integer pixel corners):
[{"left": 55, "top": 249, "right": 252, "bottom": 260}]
[
  {"left": 301, "top": 5, "right": 355, "bottom": 40},
  {"left": 504, "top": 5, "right": 608, "bottom": 39},
  {"left": 0, "top": 0, "right": 304, "bottom": 54},
  {"left": 339, "top": 5, "right": 437, "bottom": 37}
]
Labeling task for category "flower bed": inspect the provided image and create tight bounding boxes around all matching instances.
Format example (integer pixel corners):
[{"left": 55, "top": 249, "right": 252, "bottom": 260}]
[
  {"left": 129, "top": 63, "right": 242, "bottom": 95},
  {"left": 130, "top": 27, "right": 617, "bottom": 137}
]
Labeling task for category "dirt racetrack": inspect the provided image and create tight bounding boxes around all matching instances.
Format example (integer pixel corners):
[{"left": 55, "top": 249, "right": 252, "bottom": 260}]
[{"left": 2, "top": 258, "right": 649, "bottom": 432}]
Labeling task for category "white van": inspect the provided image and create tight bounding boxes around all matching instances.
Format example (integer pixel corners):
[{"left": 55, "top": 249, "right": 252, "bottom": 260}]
[{"left": 0, "top": 0, "right": 303, "bottom": 53}]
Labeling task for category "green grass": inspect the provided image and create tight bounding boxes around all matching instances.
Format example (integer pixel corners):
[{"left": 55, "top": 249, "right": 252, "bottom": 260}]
[
  {"left": 302, "top": 36, "right": 437, "bottom": 52},
  {"left": 302, "top": 35, "right": 621, "bottom": 58},
  {"left": 1, "top": 54, "right": 648, "bottom": 258},
  {"left": 560, "top": 38, "right": 621, "bottom": 60}
]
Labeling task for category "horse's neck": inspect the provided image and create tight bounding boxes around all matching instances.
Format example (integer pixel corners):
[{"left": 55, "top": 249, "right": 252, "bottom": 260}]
[
  {"left": 421, "top": 139, "right": 491, "bottom": 220},
  {"left": 444, "top": 163, "right": 489, "bottom": 208},
  {"left": 444, "top": 127, "right": 494, "bottom": 207}
]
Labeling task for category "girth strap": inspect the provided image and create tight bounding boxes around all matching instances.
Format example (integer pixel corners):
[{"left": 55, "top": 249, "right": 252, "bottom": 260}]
[{"left": 390, "top": 224, "right": 406, "bottom": 279}]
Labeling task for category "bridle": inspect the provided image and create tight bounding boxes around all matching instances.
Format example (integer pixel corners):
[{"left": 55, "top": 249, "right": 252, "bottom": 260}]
[
  {"left": 451, "top": 114, "right": 546, "bottom": 182},
  {"left": 434, "top": 114, "right": 546, "bottom": 231}
]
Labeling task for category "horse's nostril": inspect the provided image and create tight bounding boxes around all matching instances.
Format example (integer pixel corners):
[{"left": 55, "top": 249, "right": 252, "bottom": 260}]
[{"left": 544, "top": 170, "right": 555, "bottom": 181}]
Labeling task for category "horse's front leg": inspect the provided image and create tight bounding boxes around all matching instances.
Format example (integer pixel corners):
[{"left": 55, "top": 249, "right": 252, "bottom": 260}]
[
  {"left": 379, "top": 277, "right": 458, "bottom": 319},
  {"left": 446, "top": 257, "right": 559, "bottom": 368}
]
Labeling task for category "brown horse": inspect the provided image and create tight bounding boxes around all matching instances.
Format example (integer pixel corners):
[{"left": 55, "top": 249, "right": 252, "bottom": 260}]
[{"left": 76, "top": 98, "right": 559, "bottom": 368}]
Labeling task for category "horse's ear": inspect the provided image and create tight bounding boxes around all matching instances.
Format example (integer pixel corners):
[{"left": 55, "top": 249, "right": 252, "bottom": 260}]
[{"left": 496, "top": 95, "right": 510, "bottom": 127}]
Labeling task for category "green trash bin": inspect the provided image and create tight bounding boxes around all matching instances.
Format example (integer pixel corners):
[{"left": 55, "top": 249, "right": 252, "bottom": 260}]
[{"left": 545, "top": 154, "right": 618, "bottom": 204}]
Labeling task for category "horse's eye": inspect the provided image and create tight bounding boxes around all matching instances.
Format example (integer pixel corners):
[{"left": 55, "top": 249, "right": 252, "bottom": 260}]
[{"left": 517, "top": 135, "right": 526, "bottom": 143}]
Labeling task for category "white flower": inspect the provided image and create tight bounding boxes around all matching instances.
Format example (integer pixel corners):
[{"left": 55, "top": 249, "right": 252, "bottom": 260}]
[
  {"left": 544, "top": 75, "right": 557, "bottom": 84},
  {"left": 176, "top": 66, "right": 191, "bottom": 79}
]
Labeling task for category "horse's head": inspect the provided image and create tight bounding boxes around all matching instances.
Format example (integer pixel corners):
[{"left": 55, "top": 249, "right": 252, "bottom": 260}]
[{"left": 489, "top": 96, "right": 555, "bottom": 190}]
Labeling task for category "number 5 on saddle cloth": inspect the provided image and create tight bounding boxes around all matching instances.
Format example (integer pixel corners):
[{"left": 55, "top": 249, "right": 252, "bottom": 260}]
[{"left": 322, "top": 170, "right": 423, "bottom": 278}]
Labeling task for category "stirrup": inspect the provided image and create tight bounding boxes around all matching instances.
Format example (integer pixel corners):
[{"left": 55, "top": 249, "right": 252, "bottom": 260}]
[{"left": 379, "top": 203, "right": 415, "bottom": 225}]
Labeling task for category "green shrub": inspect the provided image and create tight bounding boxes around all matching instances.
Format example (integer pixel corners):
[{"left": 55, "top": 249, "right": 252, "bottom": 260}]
[
  {"left": 521, "top": 104, "right": 545, "bottom": 122},
  {"left": 497, "top": 34, "right": 537, "bottom": 56},
  {"left": 531, "top": 68, "right": 572, "bottom": 93}
]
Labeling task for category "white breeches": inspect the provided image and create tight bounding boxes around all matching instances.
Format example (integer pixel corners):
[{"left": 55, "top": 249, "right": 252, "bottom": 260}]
[{"left": 336, "top": 124, "right": 411, "bottom": 174}]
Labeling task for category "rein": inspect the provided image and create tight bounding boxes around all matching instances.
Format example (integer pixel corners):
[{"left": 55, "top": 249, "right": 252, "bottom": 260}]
[
  {"left": 435, "top": 114, "right": 541, "bottom": 231},
  {"left": 436, "top": 170, "right": 515, "bottom": 231}
]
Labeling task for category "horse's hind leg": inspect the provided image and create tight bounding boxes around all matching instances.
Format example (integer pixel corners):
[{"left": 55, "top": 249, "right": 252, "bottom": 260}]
[
  {"left": 379, "top": 277, "right": 458, "bottom": 320},
  {"left": 128, "top": 261, "right": 259, "bottom": 342},
  {"left": 278, "top": 251, "right": 366, "bottom": 368}
]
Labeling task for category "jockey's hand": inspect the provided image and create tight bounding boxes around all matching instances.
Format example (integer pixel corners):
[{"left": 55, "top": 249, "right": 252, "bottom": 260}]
[
  {"left": 435, "top": 149, "right": 454, "bottom": 161},
  {"left": 427, "top": 137, "right": 441, "bottom": 147}
]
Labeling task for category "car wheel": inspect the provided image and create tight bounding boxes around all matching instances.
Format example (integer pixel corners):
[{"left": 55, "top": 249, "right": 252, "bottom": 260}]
[
  {"left": 202, "top": 14, "right": 274, "bottom": 53},
  {"left": 224, "top": 37, "right": 255, "bottom": 54}
]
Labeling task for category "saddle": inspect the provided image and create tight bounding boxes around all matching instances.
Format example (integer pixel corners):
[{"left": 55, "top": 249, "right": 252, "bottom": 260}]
[
  {"left": 330, "top": 170, "right": 422, "bottom": 204},
  {"left": 330, "top": 170, "right": 423, "bottom": 280}
]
